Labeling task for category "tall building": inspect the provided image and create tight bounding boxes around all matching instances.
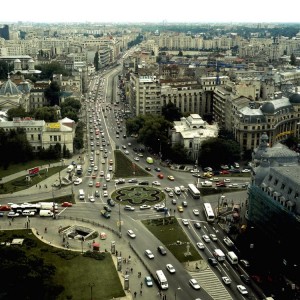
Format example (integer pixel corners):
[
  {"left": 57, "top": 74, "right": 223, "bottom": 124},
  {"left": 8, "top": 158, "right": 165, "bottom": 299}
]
[{"left": 0, "top": 24, "right": 9, "bottom": 40}]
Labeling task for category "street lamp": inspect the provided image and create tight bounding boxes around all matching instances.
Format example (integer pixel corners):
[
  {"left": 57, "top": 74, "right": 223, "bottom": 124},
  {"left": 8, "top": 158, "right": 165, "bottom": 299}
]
[
  {"left": 158, "top": 138, "right": 162, "bottom": 162},
  {"left": 118, "top": 196, "right": 122, "bottom": 238},
  {"left": 88, "top": 282, "right": 95, "bottom": 300},
  {"left": 175, "top": 286, "right": 181, "bottom": 300}
]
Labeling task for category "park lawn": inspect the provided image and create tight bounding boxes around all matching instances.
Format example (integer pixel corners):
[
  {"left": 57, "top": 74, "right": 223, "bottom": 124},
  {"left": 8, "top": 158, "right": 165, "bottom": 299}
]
[
  {"left": 0, "top": 230, "right": 125, "bottom": 300},
  {"left": 0, "top": 166, "right": 66, "bottom": 194},
  {"left": 142, "top": 217, "right": 202, "bottom": 263},
  {"left": 114, "top": 150, "right": 151, "bottom": 178},
  {"left": 0, "top": 159, "right": 60, "bottom": 178}
]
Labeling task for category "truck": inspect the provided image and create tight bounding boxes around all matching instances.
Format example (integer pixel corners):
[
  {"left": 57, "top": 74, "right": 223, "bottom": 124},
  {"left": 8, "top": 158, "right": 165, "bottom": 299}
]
[
  {"left": 67, "top": 165, "right": 74, "bottom": 173},
  {"left": 39, "top": 209, "right": 54, "bottom": 217},
  {"left": 38, "top": 202, "right": 58, "bottom": 212},
  {"left": 100, "top": 209, "right": 111, "bottom": 219},
  {"left": 213, "top": 248, "right": 226, "bottom": 262}
]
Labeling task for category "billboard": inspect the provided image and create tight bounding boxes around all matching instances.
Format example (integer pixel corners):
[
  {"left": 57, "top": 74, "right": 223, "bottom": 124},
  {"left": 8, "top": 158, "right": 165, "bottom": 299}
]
[{"left": 28, "top": 167, "right": 40, "bottom": 176}]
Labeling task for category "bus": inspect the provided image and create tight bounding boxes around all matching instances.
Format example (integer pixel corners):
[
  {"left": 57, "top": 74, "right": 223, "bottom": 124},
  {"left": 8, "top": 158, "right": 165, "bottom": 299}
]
[
  {"left": 155, "top": 270, "right": 168, "bottom": 290},
  {"left": 203, "top": 203, "right": 215, "bottom": 222},
  {"left": 187, "top": 184, "right": 201, "bottom": 199},
  {"left": 226, "top": 251, "right": 238, "bottom": 265}
]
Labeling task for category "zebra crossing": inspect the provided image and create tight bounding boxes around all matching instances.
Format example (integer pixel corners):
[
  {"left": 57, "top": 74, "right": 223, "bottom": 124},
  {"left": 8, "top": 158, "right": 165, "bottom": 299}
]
[{"left": 189, "top": 268, "right": 233, "bottom": 300}]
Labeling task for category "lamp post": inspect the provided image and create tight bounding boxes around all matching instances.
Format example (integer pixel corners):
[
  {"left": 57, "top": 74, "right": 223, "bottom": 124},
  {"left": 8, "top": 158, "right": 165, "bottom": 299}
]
[
  {"left": 88, "top": 282, "right": 95, "bottom": 300},
  {"left": 158, "top": 138, "right": 162, "bottom": 162},
  {"left": 118, "top": 194, "right": 122, "bottom": 238},
  {"left": 174, "top": 286, "right": 181, "bottom": 300}
]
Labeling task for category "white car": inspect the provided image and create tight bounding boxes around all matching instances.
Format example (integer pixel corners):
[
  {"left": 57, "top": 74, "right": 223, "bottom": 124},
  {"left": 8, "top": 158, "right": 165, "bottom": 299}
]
[
  {"left": 168, "top": 192, "right": 174, "bottom": 197},
  {"left": 196, "top": 242, "right": 205, "bottom": 250},
  {"left": 124, "top": 150, "right": 129, "bottom": 155},
  {"left": 100, "top": 171, "right": 104, "bottom": 177},
  {"left": 222, "top": 276, "right": 232, "bottom": 285},
  {"left": 134, "top": 157, "right": 140, "bottom": 161},
  {"left": 88, "top": 180, "right": 93, "bottom": 187},
  {"left": 89, "top": 196, "right": 95, "bottom": 202},
  {"left": 182, "top": 219, "right": 189, "bottom": 226},
  {"left": 152, "top": 181, "right": 161, "bottom": 186},
  {"left": 166, "top": 264, "right": 176, "bottom": 274},
  {"left": 237, "top": 285, "right": 248, "bottom": 295},
  {"left": 189, "top": 278, "right": 200, "bottom": 290},
  {"left": 94, "top": 166, "right": 98, "bottom": 171},
  {"left": 74, "top": 178, "right": 83, "bottom": 185},
  {"left": 127, "top": 229, "right": 136, "bottom": 238},
  {"left": 103, "top": 191, "right": 108, "bottom": 197},
  {"left": 164, "top": 187, "right": 172, "bottom": 192},
  {"left": 209, "top": 234, "right": 218, "bottom": 241},
  {"left": 242, "top": 168, "right": 251, "bottom": 173},
  {"left": 193, "top": 209, "right": 200, "bottom": 216},
  {"left": 145, "top": 249, "right": 154, "bottom": 259},
  {"left": 224, "top": 178, "right": 230, "bottom": 183},
  {"left": 140, "top": 204, "right": 151, "bottom": 210},
  {"left": 202, "top": 235, "right": 211, "bottom": 243},
  {"left": 124, "top": 205, "right": 135, "bottom": 211}
]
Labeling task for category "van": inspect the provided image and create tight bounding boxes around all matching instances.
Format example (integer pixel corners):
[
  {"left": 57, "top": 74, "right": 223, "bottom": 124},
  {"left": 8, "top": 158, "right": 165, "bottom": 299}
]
[
  {"left": 213, "top": 248, "right": 225, "bottom": 262},
  {"left": 201, "top": 181, "right": 212, "bottom": 187},
  {"left": 67, "top": 165, "right": 74, "bottom": 173},
  {"left": 79, "top": 189, "right": 85, "bottom": 200},
  {"left": 106, "top": 174, "right": 111, "bottom": 182},
  {"left": 174, "top": 187, "right": 181, "bottom": 195},
  {"left": 39, "top": 209, "right": 54, "bottom": 217},
  {"left": 226, "top": 251, "right": 238, "bottom": 265},
  {"left": 22, "top": 210, "right": 36, "bottom": 216}
]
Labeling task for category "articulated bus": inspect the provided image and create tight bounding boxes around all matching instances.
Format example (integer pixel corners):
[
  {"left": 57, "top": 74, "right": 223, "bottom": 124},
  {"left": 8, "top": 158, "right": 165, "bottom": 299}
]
[
  {"left": 203, "top": 202, "right": 215, "bottom": 222},
  {"left": 187, "top": 183, "right": 201, "bottom": 199},
  {"left": 156, "top": 270, "right": 168, "bottom": 290}
]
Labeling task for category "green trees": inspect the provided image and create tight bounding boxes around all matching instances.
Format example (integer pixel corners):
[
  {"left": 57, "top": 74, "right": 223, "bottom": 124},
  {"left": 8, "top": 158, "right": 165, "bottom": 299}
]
[
  {"left": 162, "top": 102, "right": 182, "bottom": 122},
  {"left": 94, "top": 52, "right": 99, "bottom": 71},
  {"left": 60, "top": 97, "right": 81, "bottom": 122},
  {"left": 33, "top": 107, "right": 58, "bottom": 122},
  {"left": 44, "top": 81, "right": 61, "bottom": 106}
]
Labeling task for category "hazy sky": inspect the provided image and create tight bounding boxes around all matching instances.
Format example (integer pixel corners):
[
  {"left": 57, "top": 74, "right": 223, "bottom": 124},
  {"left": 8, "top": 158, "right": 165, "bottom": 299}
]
[{"left": 1, "top": 0, "right": 299, "bottom": 24}]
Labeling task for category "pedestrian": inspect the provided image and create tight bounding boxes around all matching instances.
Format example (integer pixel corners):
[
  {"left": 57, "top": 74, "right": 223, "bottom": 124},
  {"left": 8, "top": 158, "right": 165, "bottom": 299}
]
[
  {"left": 140, "top": 281, "right": 143, "bottom": 288},
  {"left": 36, "top": 184, "right": 37, "bottom": 187},
  {"left": 39, "top": 185, "right": 41, "bottom": 189},
  {"left": 9, "top": 221, "right": 11, "bottom": 226},
  {"left": 140, "top": 290, "right": 142, "bottom": 296},
  {"left": 116, "top": 250, "right": 118, "bottom": 256},
  {"left": 133, "top": 291, "right": 137, "bottom": 298},
  {"left": 130, "top": 267, "right": 133, "bottom": 273},
  {"left": 44, "top": 227, "right": 47, "bottom": 233}
]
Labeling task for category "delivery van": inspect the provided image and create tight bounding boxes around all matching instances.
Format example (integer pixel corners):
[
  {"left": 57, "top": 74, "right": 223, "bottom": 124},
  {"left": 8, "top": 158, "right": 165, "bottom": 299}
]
[{"left": 39, "top": 209, "right": 54, "bottom": 217}]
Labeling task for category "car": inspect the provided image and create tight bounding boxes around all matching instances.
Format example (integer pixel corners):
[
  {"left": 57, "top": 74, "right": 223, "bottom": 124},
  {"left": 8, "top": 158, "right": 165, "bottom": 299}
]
[
  {"left": 145, "top": 167, "right": 151, "bottom": 171},
  {"left": 95, "top": 190, "right": 100, "bottom": 197},
  {"left": 152, "top": 181, "right": 161, "bottom": 186},
  {"left": 216, "top": 182, "right": 226, "bottom": 187},
  {"left": 202, "top": 235, "right": 211, "bottom": 243},
  {"left": 144, "top": 276, "right": 153, "bottom": 287},
  {"left": 194, "top": 222, "right": 201, "bottom": 229},
  {"left": 209, "top": 234, "right": 218, "bottom": 241},
  {"left": 128, "top": 178, "right": 138, "bottom": 183},
  {"left": 193, "top": 209, "right": 200, "bottom": 216},
  {"left": 140, "top": 204, "right": 151, "bottom": 210},
  {"left": 220, "top": 170, "right": 230, "bottom": 174},
  {"left": 61, "top": 202, "right": 73, "bottom": 207},
  {"left": 240, "top": 274, "right": 251, "bottom": 284},
  {"left": 196, "top": 242, "right": 205, "bottom": 250},
  {"left": 145, "top": 249, "right": 154, "bottom": 259},
  {"left": 100, "top": 209, "right": 110, "bottom": 219},
  {"left": 107, "top": 199, "right": 115, "bottom": 207},
  {"left": 137, "top": 153, "right": 143, "bottom": 157},
  {"left": 8, "top": 212, "right": 20, "bottom": 218},
  {"left": 74, "top": 178, "right": 83, "bottom": 185},
  {"left": 139, "top": 181, "right": 149, "bottom": 185},
  {"left": 222, "top": 276, "right": 232, "bottom": 285},
  {"left": 166, "top": 264, "right": 176, "bottom": 274},
  {"left": 124, "top": 150, "right": 129, "bottom": 155},
  {"left": 22, "top": 210, "right": 36, "bottom": 216},
  {"left": 103, "top": 205, "right": 111, "bottom": 212},
  {"left": 224, "top": 178, "right": 231, "bottom": 183},
  {"left": 95, "top": 181, "right": 101, "bottom": 188},
  {"left": 89, "top": 196, "right": 95, "bottom": 202},
  {"left": 0, "top": 205, "right": 11, "bottom": 211},
  {"left": 127, "top": 229, "right": 136, "bottom": 238},
  {"left": 177, "top": 205, "right": 183, "bottom": 212},
  {"left": 208, "top": 257, "right": 218, "bottom": 266},
  {"left": 124, "top": 205, "right": 135, "bottom": 211},
  {"left": 94, "top": 166, "right": 98, "bottom": 171},
  {"left": 115, "top": 178, "right": 126, "bottom": 185},
  {"left": 154, "top": 204, "right": 165, "bottom": 211},
  {"left": 237, "top": 285, "right": 248, "bottom": 295},
  {"left": 108, "top": 166, "right": 113, "bottom": 171},
  {"left": 157, "top": 173, "right": 164, "bottom": 179},
  {"left": 154, "top": 167, "right": 161, "bottom": 172},
  {"left": 240, "top": 259, "right": 250, "bottom": 268},
  {"left": 157, "top": 245, "right": 167, "bottom": 255},
  {"left": 189, "top": 278, "right": 200, "bottom": 290},
  {"left": 192, "top": 173, "right": 202, "bottom": 178},
  {"left": 103, "top": 191, "right": 108, "bottom": 197},
  {"left": 242, "top": 168, "right": 251, "bottom": 173},
  {"left": 223, "top": 237, "right": 234, "bottom": 247},
  {"left": 168, "top": 192, "right": 174, "bottom": 197},
  {"left": 134, "top": 157, "right": 140, "bottom": 161},
  {"left": 102, "top": 183, "right": 107, "bottom": 190},
  {"left": 164, "top": 187, "right": 172, "bottom": 192},
  {"left": 167, "top": 175, "right": 175, "bottom": 181},
  {"left": 182, "top": 201, "right": 187, "bottom": 207},
  {"left": 88, "top": 180, "right": 93, "bottom": 187},
  {"left": 182, "top": 219, "right": 189, "bottom": 226},
  {"left": 100, "top": 171, "right": 104, "bottom": 177}
]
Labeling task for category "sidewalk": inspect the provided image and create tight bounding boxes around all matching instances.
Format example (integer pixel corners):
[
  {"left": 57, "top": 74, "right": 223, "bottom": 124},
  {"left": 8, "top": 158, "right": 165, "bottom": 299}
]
[{"left": 0, "top": 216, "right": 158, "bottom": 300}]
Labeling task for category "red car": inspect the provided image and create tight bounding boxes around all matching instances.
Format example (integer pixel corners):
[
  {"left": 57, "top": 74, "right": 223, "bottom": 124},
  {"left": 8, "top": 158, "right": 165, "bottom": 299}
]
[
  {"left": 61, "top": 202, "right": 73, "bottom": 207},
  {"left": 0, "top": 205, "right": 11, "bottom": 211},
  {"left": 95, "top": 182, "right": 101, "bottom": 188},
  {"left": 220, "top": 170, "right": 230, "bottom": 175},
  {"left": 157, "top": 173, "right": 164, "bottom": 179},
  {"left": 216, "top": 181, "right": 226, "bottom": 187}
]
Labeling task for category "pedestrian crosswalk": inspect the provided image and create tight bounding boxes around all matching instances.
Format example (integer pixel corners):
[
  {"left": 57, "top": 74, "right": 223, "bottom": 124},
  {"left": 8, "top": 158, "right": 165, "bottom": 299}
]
[{"left": 189, "top": 268, "right": 233, "bottom": 300}]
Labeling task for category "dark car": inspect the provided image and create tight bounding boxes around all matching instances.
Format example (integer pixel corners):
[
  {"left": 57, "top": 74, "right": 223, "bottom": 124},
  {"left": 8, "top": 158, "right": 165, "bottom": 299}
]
[
  {"left": 194, "top": 222, "right": 201, "bottom": 230},
  {"left": 240, "top": 274, "right": 251, "bottom": 285},
  {"left": 145, "top": 167, "right": 151, "bottom": 171},
  {"left": 139, "top": 181, "right": 149, "bottom": 185},
  {"left": 208, "top": 257, "right": 218, "bottom": 266},
  {"left": 103, "top": 205, "right": 112, "bottom": 212},
  {"left": 157, "top": 245, "right": 167, "bottom": 255},
  {"left": 107, "top": 198, "right": 115, "bottom": 207}
]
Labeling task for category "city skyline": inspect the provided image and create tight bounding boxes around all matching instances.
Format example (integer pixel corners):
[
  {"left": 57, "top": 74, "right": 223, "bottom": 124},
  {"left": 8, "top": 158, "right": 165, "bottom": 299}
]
[{"left": 1, "top": 0, "right": 300, "bottom": 24}]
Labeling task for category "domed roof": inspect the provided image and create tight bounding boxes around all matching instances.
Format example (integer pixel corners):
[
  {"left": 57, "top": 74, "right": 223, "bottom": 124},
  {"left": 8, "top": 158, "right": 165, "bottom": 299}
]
[
  {"left": 0, "top": 78, "right": 22, "bottom": 96},
  {"left": 261, "top": 102, "right": 275, "bottom": 114},
  {"left": 289, "top": 93, "right": 300, "bottom": 104},
  {"left": 14, "top": 59, "right": 21, "bottom": 62}
]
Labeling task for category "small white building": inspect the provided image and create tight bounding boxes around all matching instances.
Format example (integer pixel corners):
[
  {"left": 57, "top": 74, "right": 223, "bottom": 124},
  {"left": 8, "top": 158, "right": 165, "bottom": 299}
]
[{"left": 171, "top": 114, "right": 218, "bottom": 161}]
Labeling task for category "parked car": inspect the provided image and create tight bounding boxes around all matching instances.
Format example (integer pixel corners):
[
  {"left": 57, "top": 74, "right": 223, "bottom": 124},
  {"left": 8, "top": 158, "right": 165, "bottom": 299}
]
[
  {"left": 107, "top": 199, "right": 115, "bottom": 207},
  {"left": 7, "top": 212, "right": 20, "bottom": 218},
  {"left": 144, "top": 276, "right": 153, "bottom": 287}
]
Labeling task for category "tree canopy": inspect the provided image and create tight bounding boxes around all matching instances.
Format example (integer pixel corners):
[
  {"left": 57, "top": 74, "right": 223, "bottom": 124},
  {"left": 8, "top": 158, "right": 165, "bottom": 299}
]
[
  {"left": 162, "top": 102, "right": 182, "bottom": 122},
  {"left": 44, "top": 81, "right": 61, "bottom": 106}
]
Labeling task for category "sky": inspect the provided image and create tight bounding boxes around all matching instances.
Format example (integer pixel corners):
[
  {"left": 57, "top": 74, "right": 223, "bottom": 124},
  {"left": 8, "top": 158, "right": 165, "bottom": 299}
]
[{"left": 1, "top": 0, "right": 300, "bottom": 24}]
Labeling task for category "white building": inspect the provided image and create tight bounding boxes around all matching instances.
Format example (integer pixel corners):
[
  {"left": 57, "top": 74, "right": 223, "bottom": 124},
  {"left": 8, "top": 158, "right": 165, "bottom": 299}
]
[{"left": 171, "top": 114, "right": 218, "bottom": 161}]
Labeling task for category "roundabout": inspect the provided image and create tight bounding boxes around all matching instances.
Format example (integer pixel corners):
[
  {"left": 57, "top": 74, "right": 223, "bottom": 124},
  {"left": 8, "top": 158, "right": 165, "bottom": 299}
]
[{"left": 111, "top": 186, "right": 165, "bottom": 206}]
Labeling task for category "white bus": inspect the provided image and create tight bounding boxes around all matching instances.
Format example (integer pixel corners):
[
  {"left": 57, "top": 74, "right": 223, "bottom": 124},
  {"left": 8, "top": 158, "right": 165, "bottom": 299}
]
[
  {"left": 226, "top": 251, "right": 238, "bottom": 265},
  {"left": 187, "top": 183, "right": 201, "bottom": 199},
  {"left": 156, "top": 270, "right": 168, "bottom": 290},
  {"left": 203, "top": 203, "right": 215, "bottom": 222},
  {"left": 78, "top": 189, "right": 85, "bottom": 200}
]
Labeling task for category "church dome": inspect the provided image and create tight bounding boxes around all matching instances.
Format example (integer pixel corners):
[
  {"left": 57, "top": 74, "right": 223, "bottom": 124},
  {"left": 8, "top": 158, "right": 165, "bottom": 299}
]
[
  {"left": 261, "top": 102, "right": 275, "bottom": 114},
  {"left": 0, "top": 78, "right": 22, "bottom": 96},
  {"left": 289, "top": 93, "right": 300, "bottom": 104}
]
